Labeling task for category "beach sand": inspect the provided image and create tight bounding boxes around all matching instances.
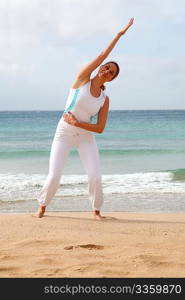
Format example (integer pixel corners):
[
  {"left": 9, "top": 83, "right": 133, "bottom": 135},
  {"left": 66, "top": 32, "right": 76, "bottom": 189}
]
[{"left": 0, "top": 212, "right": 185, "bottom": 278}]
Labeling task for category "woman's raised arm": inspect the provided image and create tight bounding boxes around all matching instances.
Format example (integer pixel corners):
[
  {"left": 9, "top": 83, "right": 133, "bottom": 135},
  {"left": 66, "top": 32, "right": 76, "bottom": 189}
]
[{"left": 75, "top": 17, "right": 134, "bottom": 82}]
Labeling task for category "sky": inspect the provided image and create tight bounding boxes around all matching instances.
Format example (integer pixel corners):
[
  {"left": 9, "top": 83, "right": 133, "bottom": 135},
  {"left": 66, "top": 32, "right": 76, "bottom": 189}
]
[{"left": 1, "top": 0, "right": 185, "bottom": 110}]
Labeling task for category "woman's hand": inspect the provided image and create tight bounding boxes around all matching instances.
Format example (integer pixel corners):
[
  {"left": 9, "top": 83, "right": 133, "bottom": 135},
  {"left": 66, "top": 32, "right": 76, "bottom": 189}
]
[
  {"left": 118, "top": 17, "right": 134, "bottom": 36},
  {"left": 63, "top": 112, "right": 79, "bottom": 126},
  {"left": 127, "top": 17, "right": 134, "bottom": 28}
]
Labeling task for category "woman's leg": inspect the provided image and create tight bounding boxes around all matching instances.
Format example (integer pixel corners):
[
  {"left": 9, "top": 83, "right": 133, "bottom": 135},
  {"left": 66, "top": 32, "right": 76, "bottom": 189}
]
[
  {"left": 37, "top": 135, "right": 72, "bottom": 217},
  {"left": 77, "top": 133, "right": 104, "bottom": 219}
]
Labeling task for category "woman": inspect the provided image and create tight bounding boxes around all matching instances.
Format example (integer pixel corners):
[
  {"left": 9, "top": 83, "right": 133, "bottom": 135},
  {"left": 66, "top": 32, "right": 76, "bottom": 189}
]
[{"left": 37, "top": 18, "right": 134, "bottom": 220}]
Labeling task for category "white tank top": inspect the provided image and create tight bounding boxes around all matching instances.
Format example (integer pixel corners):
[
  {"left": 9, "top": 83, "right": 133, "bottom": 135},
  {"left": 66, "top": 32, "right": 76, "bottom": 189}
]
[{"left": 63, "top": 80, "right": 107, "bottom": 123}]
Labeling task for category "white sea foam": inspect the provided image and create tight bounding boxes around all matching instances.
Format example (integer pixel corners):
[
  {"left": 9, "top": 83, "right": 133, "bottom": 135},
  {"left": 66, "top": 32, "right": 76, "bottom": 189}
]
[{"left": 0, "top": 172, "right": 184, "bottom": 203}]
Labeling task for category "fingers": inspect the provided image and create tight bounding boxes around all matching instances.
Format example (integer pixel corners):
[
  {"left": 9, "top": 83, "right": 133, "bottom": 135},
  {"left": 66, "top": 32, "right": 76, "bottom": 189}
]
[
  {"left": 129, "top": 17, "right": 134, "bottom": 24},
  {"left": 68, "top": 112, "right": 76, "bottom": 120},
  {"left": 67, "top": 111, "right": 74, "bottom": 118},
  {"left": 63, "top": 112, "right": 77, "bottom": 126}
]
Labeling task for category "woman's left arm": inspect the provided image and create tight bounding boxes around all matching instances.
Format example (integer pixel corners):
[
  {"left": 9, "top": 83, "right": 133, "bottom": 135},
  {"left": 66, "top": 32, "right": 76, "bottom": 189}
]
[{"left": 63, "top": 97, "right": 109, "bottom": 134}]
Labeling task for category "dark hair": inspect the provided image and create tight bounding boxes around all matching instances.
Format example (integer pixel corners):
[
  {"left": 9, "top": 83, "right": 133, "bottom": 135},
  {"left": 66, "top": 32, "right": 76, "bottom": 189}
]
[{"left": 100, "top": 61, "right": 120, "bottom": 90}]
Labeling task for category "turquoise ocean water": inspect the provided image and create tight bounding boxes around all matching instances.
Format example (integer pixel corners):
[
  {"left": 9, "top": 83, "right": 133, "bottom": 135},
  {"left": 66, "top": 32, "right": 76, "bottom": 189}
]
[{"left": 0, "top": 110, "right": 185, "bottom": 213}]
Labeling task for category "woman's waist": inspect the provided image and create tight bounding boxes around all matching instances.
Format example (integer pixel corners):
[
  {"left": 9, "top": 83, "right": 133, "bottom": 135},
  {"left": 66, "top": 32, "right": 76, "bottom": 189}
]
[
  {"left": 56, "top": 116, "right": 91, "bottom": 135},
  {"left": 70, "top": 108, "right": 91, "bottom": 123}
]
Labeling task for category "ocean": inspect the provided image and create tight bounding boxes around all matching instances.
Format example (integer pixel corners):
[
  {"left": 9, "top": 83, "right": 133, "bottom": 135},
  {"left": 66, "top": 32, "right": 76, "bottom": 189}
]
[{"left": 1, "top": 110, "right": 185, "bottom": 213}]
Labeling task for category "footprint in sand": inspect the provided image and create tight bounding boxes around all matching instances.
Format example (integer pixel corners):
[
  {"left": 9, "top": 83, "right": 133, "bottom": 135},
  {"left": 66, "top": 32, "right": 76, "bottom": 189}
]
[
  {"left": 0, "top": 266, "right": 20, "bottom": 272},
  {"left": 64, "top": 244, "right": 104, "bottom": 250}
]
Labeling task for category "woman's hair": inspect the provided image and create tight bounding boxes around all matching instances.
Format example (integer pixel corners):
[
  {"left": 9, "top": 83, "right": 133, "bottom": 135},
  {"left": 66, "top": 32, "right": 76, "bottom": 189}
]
[{"left": 100, "top": 61, "right": 120, "bottom": 90}]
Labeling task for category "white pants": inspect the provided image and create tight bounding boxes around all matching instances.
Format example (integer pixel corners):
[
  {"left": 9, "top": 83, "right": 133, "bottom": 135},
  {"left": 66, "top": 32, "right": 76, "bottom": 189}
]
[{"left": 37, "top": 118, "right": 103, "bottom": 210}]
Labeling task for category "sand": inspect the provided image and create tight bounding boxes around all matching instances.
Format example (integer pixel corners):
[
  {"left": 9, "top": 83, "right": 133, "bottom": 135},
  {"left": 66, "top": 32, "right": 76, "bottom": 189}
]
[{"left": 0, "top": 212, "right": 185, "bottom": 278}]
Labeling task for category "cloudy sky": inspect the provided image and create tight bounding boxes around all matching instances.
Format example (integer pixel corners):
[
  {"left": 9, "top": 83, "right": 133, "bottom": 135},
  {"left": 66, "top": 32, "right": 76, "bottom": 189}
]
[{"left": 1, "top": 0, "right": 185, "bottom": 110}]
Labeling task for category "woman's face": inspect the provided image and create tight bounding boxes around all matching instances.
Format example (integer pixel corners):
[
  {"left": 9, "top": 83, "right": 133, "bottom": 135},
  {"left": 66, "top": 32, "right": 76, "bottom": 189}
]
[{"left": 98, "top": 63, "right": 118, "bottom": 82}]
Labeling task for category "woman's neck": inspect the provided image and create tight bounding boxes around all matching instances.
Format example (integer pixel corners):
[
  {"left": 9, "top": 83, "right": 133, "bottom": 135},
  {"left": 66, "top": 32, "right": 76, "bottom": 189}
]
[{"left": 91, "top": 75, "right": 105, "bottom": 89}]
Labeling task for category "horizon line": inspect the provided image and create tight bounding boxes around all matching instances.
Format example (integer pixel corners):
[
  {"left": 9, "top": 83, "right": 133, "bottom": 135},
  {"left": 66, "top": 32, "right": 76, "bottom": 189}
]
[{"left": 1, "top": 109, "right": 185, "bottom": 112}]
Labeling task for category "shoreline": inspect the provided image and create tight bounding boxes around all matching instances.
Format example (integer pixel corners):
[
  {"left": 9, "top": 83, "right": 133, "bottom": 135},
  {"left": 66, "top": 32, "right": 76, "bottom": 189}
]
[
  {"left": 1, "top": 210, "right": 185, "bottom": 215},
  {"left": 0, "top": 212, "right": 185, "bottom": 278}
]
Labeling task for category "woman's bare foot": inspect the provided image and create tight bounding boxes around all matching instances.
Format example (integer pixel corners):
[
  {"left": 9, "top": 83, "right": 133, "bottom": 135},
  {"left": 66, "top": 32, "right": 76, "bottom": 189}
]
[
  {"left": 93, "top": 210, "right": 117, "bottom": 220},
  {"left": 36, "top": 205, "right": 46, "bottom": 218},
  {"left": 93, "top": 210, "right": 107, "bottom": 220}
]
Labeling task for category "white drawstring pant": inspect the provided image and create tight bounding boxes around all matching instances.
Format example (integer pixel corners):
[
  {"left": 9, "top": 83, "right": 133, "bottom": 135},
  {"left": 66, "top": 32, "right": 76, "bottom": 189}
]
[{"left": 37, "top": 118, "right": 103, "bottom": 210}]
